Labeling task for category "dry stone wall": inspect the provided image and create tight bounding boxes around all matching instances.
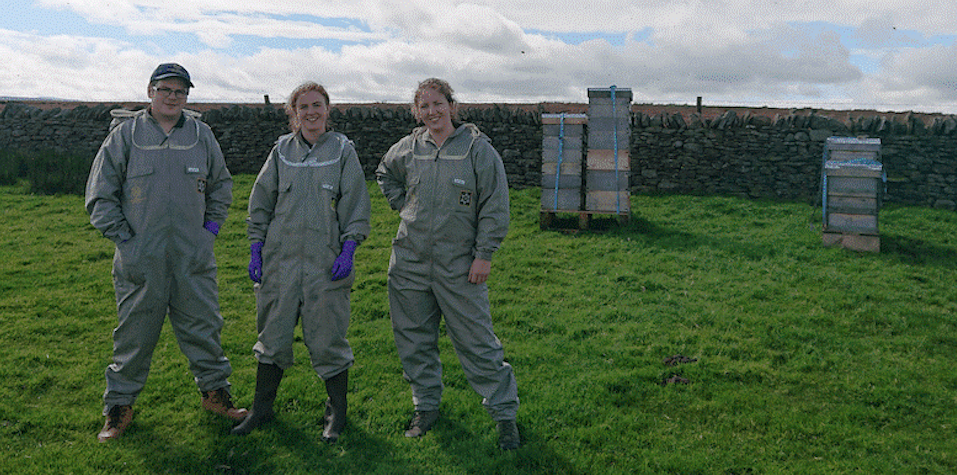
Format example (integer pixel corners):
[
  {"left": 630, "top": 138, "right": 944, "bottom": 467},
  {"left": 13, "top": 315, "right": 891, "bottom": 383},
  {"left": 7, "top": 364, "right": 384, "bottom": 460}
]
[
  {"left": 631, "top": 110, "right": 957, "bottom": 209},
  {"left": 1, "top": 101, "right": 955, "bottom": 209}
]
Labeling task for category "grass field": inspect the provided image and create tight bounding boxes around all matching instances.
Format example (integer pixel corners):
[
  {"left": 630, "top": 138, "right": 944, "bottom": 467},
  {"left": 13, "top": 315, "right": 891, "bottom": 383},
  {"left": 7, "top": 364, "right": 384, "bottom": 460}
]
[{"left": 2, "top": 175, "right": 956, "bottom": 474}]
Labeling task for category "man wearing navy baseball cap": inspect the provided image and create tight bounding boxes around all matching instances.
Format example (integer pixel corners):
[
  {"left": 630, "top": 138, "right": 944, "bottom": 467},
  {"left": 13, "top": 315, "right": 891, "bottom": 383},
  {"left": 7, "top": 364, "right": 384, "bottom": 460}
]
[
  {"left": 150, "top": 62, "right": 195, "bottom": 88},
  {"left": 86, "top": 63, "right": 246, "bottom": 441}
]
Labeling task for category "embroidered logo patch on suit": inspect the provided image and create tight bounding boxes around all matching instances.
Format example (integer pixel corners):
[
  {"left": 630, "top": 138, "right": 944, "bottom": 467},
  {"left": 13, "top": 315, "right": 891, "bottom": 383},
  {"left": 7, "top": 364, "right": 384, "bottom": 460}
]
[
  {"left": 459, "top": 190, "right": 472, "bottom": 207},
  {"left": 130, "top": 185, "right": 146, "bottom": 205}
]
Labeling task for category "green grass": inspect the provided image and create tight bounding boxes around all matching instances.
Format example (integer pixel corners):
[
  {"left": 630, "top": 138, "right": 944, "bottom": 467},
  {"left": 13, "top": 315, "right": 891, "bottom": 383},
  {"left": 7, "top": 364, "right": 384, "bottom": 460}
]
[{"left": 2, "top": 175, "right": 957, "bottom": 474}]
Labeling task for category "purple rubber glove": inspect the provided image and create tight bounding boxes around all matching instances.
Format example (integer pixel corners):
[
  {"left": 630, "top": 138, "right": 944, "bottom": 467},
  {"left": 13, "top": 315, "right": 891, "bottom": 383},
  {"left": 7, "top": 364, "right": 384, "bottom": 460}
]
[
  {"left": 249, "top": 242, "right": 264, "bottom": 283},
  {"left": 331, "top": 240, "right": 357, "bottom": 281},
  {"left": 204, "top": 221, "right": 220, "bottom": 236}
]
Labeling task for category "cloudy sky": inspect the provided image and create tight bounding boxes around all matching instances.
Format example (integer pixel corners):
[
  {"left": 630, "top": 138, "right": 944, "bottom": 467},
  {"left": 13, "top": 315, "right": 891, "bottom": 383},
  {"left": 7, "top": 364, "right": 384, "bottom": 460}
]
[{"left": 3, "top": 0, "right": 957, "bottom": 113}]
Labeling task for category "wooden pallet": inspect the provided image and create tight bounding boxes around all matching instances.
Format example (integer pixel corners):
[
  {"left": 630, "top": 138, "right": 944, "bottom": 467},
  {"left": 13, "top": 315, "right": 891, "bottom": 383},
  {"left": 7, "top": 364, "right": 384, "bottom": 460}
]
[
  {"left": 822, "top": 231, "right": 880, "bottom": 252},
  {"left": 540, "top": 209, "right": 630, "bottom": 230}
]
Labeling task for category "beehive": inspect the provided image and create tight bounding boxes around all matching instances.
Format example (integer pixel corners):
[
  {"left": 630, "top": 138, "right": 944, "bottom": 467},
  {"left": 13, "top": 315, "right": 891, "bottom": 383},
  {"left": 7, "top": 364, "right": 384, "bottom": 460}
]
[
  {"left": 822, "top": 137, "right": 883, "bottom": 251},
  {"left": 540, "top": 113, "right": 586, "bottom": 212},
  {"left": 586, "top": 87, "right": 631, "bottom": 215}
]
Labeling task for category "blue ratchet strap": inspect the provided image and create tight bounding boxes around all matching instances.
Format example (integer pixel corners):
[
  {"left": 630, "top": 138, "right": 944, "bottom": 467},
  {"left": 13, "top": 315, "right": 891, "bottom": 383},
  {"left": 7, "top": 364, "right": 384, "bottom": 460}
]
[
  {"left": 822, "top": 147, "right": 828, "bottom": 228},
  {"left": 552, "top": 113, "right": 566, "bottom": 211},
  {"left": 611, "top": 85, "right": 620, "bottom": 213}
]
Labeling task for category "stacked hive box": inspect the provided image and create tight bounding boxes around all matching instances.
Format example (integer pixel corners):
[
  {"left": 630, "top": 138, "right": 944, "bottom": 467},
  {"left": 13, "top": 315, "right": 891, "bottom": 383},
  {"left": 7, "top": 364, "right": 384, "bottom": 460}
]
[
  {"left": 822, "top": 137, "right": 883, "bottom": 252},
  {"left": 540, "top": 113, "right": 587, "bottom": 213},
  {"left": 586, "top": 87, "right": 631, "bottom": 217}
]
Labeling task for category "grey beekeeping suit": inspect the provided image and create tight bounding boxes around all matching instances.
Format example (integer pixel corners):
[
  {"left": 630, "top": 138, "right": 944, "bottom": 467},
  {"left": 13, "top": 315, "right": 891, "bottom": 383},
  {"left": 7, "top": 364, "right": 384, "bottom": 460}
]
[
  {"left": 376, "top": 123, "right": 519, "bottom": 421},
  {"left": 247, "top": 131, "right": 371, "bottom": 378},
  {"left": 85, "top": 108, "right": 234, "bottom": 410}
]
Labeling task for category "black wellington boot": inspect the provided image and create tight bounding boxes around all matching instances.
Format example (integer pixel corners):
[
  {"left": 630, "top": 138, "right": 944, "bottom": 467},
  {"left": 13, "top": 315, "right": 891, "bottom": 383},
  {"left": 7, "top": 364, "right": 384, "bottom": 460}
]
[
  {"left": 321, "top": 369, "right": 348, "bottom": 443},
  {"left": 231, "top": 363, "right": 283, "bottom": 436}
]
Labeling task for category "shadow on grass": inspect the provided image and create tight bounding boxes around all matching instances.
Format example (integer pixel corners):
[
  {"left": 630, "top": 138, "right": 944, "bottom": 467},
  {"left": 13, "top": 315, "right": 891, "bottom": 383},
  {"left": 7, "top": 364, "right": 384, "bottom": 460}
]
[
  {"left": 130, "top": 414, "right": 583, "bottom": 474},
  {"left": 543, "top": 202, "right": 957, "bottom": 269},
  {"left": 880, "top": 233, "right": 957, "bottom": 269},
  {"left": 427, "top": 417, "right": 586, "bottom": 475},
  {"left": 546, "top": 212, "right": 779, "bottom": 262},
  {"left": 134, "top": 417, "right": 416, "bottom": 475}
]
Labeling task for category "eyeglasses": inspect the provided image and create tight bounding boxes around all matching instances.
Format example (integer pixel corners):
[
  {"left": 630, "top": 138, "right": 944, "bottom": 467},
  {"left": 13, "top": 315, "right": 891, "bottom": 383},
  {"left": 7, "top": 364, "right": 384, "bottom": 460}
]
[{"left": 152, "top": 86, "right": 189, "bottom": 98}]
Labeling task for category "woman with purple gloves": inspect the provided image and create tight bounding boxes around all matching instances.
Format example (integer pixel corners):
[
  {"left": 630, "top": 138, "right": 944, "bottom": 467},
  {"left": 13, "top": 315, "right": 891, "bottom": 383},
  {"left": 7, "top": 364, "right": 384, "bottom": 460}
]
[{"left": 232, "top": 82, "right": 371, "bottom": 443}]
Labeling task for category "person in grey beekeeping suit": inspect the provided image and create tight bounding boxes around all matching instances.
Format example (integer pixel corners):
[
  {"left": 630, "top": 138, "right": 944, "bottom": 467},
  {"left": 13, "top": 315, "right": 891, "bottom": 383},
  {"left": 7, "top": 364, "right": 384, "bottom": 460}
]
[
  {"left": 85, "top": 62, "right": 247, "bottom": 442},
  {"left": 376, "top": 78, "right": 521, "bottom": 450},
  {"left": 233, "top": 81, "right": 371, "bottom": 443}
]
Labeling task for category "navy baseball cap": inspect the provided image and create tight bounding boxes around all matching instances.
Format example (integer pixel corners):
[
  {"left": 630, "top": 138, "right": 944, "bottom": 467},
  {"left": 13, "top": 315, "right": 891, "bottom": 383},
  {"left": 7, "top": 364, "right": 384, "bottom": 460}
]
[{"left": 150, "top": 63, "right": 194, "bottom": 88}]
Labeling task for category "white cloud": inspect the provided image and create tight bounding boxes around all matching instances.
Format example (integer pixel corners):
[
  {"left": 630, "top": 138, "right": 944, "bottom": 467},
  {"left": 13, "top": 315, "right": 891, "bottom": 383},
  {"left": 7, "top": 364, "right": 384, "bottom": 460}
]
[
  {"left": 35, "top": 0, "right": 957, "bottom": 38},
  {"left": 3, "top": 1, "right": 955, "bottom": 113},
  {"left": 0, "top": 29, "right": 153, "bottom": 100},
  {"left": 852, "top": 13, "right": 917, "bottom": 49},
  {"left": 38, "top": 0, "right": 386, "bottom": 47},
  {"left": 868, "top": 43, "right": 957, "bottom": 102}
]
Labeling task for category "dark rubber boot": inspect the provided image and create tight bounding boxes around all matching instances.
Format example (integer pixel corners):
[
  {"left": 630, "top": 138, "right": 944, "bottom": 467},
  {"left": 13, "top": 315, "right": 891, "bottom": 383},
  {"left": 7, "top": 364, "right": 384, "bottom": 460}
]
[
  {"left": 497, "top": 420, "right": 521, "bottom": 450},
  {"left": 231, "top": 363, "right": 283, "bottom": 436},
  {"left": 321, "top": 370, "right": 348, "bottom": 443}
]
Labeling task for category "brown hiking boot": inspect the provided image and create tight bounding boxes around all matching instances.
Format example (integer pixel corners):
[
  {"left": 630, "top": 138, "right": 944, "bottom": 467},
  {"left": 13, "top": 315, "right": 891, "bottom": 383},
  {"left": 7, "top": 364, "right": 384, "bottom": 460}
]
[
  {"left": 97, "top": 405, "right": 133, "bottom": 442},
  {"left": 202, "top": 387, "right": 249, "bottom": 421},
  {"left": 404, "top": 410, "right": 439, "bottom": 438}
]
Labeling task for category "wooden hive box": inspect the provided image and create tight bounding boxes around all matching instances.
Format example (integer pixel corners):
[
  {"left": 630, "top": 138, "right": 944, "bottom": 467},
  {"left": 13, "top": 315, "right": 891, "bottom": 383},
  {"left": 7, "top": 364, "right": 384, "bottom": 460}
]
[
  {"left": 586, "top": 191, "right": 630, "bottom": 214},
  {"left": 586, "top": 149, "right": 630, "bottom": 171},
  {"left": 824, "top": 165, "right": 882, "bottom": 234},
  {"left": 587, "top": 87, "right": 633, "bottom": 114},
  {"left": 586, "top": 169, "right": 629, "bottom": 191},
  {"left": 542, "top": 189, "right": 583, "bottom": 212},
  {"left": 542, "top": 137, "right": 583, "bottom": 165}
]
